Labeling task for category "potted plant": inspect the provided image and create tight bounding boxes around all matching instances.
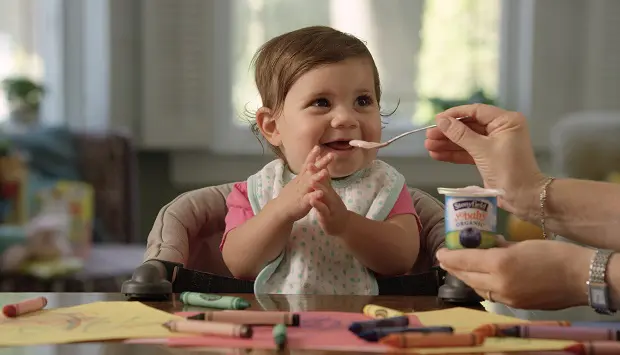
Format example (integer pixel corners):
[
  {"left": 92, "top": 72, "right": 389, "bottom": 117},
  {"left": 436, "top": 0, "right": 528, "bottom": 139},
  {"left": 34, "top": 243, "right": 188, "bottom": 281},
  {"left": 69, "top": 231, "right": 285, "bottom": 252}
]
[{"left": 1, "top": 76, "right": 45, "bottom": 128}]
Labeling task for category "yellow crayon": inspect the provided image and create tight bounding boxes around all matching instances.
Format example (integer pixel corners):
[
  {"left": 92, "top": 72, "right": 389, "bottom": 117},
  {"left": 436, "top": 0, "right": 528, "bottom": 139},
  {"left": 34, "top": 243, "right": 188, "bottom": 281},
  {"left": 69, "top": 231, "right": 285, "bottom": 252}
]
[{"left": 363, "top": 304, "right": 406, "bottom": 319}]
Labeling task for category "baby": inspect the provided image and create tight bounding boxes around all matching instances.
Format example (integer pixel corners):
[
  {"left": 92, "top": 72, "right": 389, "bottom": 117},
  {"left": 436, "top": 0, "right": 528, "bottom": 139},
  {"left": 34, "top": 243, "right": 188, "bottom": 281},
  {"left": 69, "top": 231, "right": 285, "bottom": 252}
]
[{"left": 221, "top": 26, "right": 424, "bottom": 295}]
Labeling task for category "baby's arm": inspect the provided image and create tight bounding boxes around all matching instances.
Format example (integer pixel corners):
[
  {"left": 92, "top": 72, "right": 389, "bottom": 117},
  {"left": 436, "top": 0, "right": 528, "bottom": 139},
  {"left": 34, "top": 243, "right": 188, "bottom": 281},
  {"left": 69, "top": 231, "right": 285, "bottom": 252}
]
[
  {"left": 340, "top": 186, "right": 421, "bottom": 276},
  {"left": 221, "top": 183, "right": 294, "bottom": 279}
]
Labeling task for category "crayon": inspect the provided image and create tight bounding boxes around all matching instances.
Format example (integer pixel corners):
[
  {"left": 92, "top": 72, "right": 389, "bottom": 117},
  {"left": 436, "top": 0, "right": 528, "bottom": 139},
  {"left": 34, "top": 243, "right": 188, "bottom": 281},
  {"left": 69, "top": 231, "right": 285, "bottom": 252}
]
[
  {"left": 2, "top": 296, "right": 47, "bottom": 317},
  {"left": 362, "top": 304, "right": 405, "bottom": 318},
  {"left": 473, "top": 321, "right": 571, "bottom": 337},
  {"left": 501, "top": 325, "right": 620, "bottom": 341},
  {"left": 564, "top": 341, "right": 620, "bottom": 355},
  {"left": 379, "top": 332, "right": 485, "bottom": 348},
  {"left": 188, "top": 310, "right": 300, "bottom": 326},
  {"left": 357, "top": 326, "right": 454, "bottom": 342},
  {"left": 349, "top": 315, "right": 409, "bottom": 334},
  {"left": 163, "top": 319, "right": 253, "bottom": 338},
  {"left": 273, "top": 323, "right": 287, "bottom": 350},
  {"left": 180, "top": 292, "right": 250, "bottom": 310}
]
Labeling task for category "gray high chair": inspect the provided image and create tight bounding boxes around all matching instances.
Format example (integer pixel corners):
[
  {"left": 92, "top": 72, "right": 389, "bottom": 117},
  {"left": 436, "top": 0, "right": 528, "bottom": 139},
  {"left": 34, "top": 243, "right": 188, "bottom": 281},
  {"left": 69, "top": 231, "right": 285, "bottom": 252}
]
[{"left": 122, "top": 183, "right": 449, "bottom": 300}]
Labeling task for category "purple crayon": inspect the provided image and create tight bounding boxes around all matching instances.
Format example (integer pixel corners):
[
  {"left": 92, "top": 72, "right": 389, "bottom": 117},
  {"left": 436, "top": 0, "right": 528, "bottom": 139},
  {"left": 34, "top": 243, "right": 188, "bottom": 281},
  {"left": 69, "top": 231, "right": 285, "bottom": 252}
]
[{"left": 348, "top": 316, "right": 409, "bottom": 334}]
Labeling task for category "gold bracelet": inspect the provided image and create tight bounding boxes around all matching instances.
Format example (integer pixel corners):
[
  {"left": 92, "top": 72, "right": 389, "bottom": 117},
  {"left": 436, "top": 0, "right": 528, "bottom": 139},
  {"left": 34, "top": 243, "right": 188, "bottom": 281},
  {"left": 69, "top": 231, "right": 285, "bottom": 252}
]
[{"left": 540, "top": 176, "right": 556, "bottom": 240}]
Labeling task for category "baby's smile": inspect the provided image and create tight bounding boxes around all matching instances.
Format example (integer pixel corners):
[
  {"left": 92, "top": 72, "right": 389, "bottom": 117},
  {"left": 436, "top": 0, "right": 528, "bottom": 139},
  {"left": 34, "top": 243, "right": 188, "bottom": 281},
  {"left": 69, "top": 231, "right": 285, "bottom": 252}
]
[{"left": 322, "top": 140, "right": 355, "bottom": 152}]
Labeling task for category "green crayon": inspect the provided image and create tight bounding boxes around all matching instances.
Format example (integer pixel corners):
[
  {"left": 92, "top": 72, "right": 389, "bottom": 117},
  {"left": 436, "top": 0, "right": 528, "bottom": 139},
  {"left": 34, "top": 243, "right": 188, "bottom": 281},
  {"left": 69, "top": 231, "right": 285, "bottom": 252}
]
[
  {"left": 273, "top": 323, "right": 287, "bottom": 350},
  {"left": 180, "top": 292, "right": 251, "bottom": 310}
]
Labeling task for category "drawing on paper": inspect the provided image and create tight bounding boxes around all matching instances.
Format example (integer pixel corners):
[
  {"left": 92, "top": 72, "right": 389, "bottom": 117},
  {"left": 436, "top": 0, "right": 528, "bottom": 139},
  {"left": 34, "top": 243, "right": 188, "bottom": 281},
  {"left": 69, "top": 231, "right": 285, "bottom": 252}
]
[{"left": 0, "top": 312, "right": 164, "bottom": 335}]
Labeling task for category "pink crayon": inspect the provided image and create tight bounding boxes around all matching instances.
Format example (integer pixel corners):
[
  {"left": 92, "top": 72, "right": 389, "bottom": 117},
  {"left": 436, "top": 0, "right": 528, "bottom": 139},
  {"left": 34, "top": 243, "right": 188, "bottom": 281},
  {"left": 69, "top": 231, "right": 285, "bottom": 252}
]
[
  {"left": 501, "top": 324, "right": 620, "bottom": 341},
  {"left": 2, "top": 296, "right": 48, "bottom": 317}
]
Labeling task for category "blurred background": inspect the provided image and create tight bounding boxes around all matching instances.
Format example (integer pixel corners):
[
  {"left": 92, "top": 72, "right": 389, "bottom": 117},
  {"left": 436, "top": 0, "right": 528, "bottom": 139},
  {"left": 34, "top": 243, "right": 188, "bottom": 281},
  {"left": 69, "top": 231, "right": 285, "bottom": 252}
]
[{"left": 0, "top": 0, "right": 618, "bottom": 292}]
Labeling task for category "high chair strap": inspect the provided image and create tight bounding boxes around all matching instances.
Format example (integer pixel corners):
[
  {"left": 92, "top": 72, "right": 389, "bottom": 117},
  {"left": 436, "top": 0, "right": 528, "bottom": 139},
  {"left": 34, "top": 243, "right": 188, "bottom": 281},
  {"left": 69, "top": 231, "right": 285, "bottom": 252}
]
[{"left": 121, "top": 259, "right": 446, "bottom": 300}]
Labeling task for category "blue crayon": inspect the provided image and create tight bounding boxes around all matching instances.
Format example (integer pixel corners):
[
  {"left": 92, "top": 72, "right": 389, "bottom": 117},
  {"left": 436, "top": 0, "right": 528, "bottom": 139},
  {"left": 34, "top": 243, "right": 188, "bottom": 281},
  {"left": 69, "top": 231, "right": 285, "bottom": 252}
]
[
  {"left": 348, "top": 316, "right": 409, "bottom": 334},
  {"left": 357, "top": 326, "right": 454, "bottom": 342}
]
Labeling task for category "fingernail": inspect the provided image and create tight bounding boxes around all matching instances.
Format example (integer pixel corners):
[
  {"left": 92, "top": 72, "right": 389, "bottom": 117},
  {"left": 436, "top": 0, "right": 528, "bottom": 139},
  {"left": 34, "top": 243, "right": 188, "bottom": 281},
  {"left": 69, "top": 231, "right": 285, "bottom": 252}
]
[{"left": 436, "top": 116, "right": 451, "bottom": 132}]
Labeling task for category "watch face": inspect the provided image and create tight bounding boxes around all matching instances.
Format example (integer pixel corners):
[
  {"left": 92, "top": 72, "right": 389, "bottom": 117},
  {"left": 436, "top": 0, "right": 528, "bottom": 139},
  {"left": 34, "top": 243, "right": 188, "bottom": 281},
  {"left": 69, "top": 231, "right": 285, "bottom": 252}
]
[{"left": 589, "top": 285, "right": 609, "bottom": 308}]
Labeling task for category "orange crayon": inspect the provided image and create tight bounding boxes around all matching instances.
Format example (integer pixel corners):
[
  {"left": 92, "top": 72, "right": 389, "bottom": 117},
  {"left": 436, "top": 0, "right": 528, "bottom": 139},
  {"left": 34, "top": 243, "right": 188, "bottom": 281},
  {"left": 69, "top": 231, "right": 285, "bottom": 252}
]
[
  {"left": 163, "top": 319, "right": 253, "bottom": 338},
  {"left": 565, "top": 341, "right": 620, "bottom": 355},
  {"left": 2, "top": 296, "right": 48, "bottom": 317},
  {"left": 380, "top": 332, "right": 485, "bottom": 348},
  {"left": 473, "top": 321, "right": 571, "bottom": 337}
]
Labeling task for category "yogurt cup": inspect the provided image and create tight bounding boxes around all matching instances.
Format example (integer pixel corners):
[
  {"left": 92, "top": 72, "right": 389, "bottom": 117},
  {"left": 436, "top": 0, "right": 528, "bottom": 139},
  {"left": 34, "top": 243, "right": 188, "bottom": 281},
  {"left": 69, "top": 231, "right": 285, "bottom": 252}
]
[{"left": 438, "top": 186, "right": 504, "bottom": 249}]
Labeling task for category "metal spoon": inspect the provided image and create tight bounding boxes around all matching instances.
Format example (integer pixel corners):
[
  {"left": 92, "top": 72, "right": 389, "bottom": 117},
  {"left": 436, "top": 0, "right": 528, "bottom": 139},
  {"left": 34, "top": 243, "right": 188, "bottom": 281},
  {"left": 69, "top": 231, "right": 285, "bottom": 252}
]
[{"left": 349, "top": 116, "right": 469, "bottom": 149}]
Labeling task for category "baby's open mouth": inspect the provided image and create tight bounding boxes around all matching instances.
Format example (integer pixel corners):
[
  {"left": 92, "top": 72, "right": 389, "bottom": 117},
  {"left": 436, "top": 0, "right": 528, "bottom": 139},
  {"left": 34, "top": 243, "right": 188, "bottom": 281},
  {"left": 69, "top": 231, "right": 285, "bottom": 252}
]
[{"left": 323, "top": 140, "right": 354, "bottom": 151}]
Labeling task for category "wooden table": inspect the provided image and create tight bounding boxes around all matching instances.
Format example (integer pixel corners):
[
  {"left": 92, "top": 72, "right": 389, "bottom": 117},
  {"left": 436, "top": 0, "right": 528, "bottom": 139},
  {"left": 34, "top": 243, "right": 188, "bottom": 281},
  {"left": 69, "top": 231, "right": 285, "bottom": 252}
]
[{"left": 0, "top": 293, "right": 566, "bottom": 355}]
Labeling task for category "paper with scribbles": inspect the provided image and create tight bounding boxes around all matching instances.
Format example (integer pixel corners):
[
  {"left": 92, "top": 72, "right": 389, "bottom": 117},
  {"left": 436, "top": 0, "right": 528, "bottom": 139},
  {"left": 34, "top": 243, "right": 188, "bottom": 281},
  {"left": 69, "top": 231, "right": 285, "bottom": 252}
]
[{"left": 0, "top": 301, "right": 183, "bottom": 346}]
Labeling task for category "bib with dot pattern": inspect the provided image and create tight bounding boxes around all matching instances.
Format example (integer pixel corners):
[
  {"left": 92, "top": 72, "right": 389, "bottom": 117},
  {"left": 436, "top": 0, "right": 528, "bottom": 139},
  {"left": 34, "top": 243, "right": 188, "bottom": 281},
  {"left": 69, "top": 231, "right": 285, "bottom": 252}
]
[{"left": 248, "top": 159, "right": 405, "bottom": 295}]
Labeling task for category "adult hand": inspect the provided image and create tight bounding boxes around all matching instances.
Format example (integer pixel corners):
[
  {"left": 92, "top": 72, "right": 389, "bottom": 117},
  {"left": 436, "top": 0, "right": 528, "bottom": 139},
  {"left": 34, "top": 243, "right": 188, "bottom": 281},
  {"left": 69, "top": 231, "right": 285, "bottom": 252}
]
[
  {"left": 425, "top": 104, "right": 546, "bottom": 212},
  {"left": 436, "top": 238, "right": 593, "bottom": 310}
]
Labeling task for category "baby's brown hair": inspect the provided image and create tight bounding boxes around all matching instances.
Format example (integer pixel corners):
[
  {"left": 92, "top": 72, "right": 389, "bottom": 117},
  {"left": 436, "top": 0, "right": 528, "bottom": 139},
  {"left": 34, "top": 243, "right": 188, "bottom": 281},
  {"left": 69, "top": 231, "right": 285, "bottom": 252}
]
[{"left": 249, "top": 26, "right": 382, "bottom": 159}]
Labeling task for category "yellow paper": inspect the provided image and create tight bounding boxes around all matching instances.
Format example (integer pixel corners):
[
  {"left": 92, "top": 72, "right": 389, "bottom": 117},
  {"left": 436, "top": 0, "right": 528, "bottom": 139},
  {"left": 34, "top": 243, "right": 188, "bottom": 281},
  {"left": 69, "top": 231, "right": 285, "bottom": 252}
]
[
  {"left": 0, "top": 301, "right": 184, "bottom": 346},
  {"left": 403, "top": 307, "right": 575, "bottom": 354}
]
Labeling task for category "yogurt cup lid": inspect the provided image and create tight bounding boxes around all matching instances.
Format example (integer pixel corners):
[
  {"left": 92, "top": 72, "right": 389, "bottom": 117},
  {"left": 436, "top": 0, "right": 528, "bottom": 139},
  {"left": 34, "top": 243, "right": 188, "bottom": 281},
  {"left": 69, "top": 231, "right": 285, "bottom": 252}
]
[{"left": 437, "top": 185, "right": 504, "bottom": 197}]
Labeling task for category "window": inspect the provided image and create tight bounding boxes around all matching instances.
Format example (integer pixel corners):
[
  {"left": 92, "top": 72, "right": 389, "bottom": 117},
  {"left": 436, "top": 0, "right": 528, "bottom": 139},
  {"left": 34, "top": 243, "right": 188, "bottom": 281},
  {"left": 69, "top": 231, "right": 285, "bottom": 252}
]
[
  {"left": 0, "top": 0, "right": 44, "bottom": 121},
  {"left": 223, "top": 0, "right": 501, "bottom": 156}
]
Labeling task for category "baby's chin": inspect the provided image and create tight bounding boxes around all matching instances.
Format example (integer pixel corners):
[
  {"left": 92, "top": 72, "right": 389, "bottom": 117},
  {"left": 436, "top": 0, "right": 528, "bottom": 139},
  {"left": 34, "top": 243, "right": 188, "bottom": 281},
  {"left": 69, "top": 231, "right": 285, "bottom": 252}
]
[{"left": 328, "top": 162, "right": 367, "bottom": 180}]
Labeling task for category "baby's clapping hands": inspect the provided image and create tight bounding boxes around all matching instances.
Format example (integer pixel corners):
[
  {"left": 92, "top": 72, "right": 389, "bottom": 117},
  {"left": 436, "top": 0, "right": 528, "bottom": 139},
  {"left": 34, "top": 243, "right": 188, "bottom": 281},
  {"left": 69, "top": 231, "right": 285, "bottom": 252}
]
[
  {"left": 309, "top": 163, "right": 350, "bottom": 237},
  {"left": 276, "top": 146, "right": 333, "bottom": 223}
]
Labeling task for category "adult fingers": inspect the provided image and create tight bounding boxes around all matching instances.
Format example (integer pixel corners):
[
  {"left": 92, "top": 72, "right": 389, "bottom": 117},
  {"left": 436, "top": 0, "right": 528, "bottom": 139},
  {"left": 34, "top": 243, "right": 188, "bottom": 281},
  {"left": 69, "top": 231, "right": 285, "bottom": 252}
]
[
  {"left": 438, "top": 104, "right": 510, "bottom": 126},
  {"left": 435, "top": 116, "right": 487, "bottom": 151},
  {"left": 424, "top": 139, "right": 466, "bottom": 152},
  {"left": 436, "top": 248, "right": 502, "bottom": 273},
  {"left": 428, "top": 151, "right": 475, "bottom": 165},
  {"left": 445, "top": 269, "right": 496, "bottom": 293},
  {"left": 426, "top": 122, "right": 487, "bottom": 140}
]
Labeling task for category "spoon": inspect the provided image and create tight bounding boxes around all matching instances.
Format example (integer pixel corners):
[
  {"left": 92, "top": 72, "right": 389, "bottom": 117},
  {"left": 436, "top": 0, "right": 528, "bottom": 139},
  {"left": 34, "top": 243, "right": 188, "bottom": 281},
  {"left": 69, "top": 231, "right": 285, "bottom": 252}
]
[{"left": 349, "top": 116, "right": 469, "bottom": 149}]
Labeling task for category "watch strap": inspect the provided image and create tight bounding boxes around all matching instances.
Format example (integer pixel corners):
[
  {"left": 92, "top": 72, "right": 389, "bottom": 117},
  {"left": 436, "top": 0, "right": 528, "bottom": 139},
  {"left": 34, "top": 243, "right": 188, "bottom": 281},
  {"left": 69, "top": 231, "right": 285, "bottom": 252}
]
[{"left": 587, "top": 249, "right": 616, "bottom": 314}]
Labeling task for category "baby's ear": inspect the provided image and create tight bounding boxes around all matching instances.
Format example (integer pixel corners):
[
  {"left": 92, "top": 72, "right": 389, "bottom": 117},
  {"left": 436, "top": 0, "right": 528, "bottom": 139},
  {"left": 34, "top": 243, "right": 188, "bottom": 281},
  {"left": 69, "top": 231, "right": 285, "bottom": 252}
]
[{"left": 256, "top": 107, "right": 281, "bottom": 146}]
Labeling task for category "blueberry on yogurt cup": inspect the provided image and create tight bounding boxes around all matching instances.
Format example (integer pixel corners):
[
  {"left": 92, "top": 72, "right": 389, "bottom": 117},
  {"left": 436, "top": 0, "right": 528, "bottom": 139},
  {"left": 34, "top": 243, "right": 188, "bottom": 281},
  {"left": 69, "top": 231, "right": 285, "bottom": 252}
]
[
  {"left": 459, "top": 227, "right": 482, "bottom": 248},
  {"left": 438, "top": 186, "right": 504, "bottom": 250}
]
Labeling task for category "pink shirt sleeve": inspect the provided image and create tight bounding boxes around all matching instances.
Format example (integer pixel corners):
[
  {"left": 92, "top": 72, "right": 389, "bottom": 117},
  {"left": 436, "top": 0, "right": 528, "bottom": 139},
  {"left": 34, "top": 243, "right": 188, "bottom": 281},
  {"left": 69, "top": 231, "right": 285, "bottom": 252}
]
[
  {"left": 221, "top": 182, "right": 254, "bottom": 251},
  {"left": 220, "top": 182, "right": 422, "bottom": 251},
  {"left": 386, "top": 185, "right": 423, "bottom": 233}
]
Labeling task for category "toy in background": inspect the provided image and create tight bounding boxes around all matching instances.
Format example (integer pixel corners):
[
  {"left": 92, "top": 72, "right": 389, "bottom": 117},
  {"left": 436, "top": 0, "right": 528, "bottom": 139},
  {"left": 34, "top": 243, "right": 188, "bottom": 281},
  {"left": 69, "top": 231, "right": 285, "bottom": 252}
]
[
  {"left": 0, "top": 143, "right": 28, "bottom": 225},
  {"left": 0, "top": 213, "right": 82, "bottom": 278},
  {"left": 0, "top": 138, "right": 94, "bottom": 277},
  {"left": 32, "top": 181, "right": 94, "bottom": 260}
]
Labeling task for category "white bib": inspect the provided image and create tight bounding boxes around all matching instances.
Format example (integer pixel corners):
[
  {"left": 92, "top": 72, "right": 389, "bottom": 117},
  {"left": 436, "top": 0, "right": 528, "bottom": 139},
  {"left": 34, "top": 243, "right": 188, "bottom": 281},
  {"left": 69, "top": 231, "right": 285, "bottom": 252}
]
[{"left": 247, "top": 159, "right": 405, "bottom": 295}]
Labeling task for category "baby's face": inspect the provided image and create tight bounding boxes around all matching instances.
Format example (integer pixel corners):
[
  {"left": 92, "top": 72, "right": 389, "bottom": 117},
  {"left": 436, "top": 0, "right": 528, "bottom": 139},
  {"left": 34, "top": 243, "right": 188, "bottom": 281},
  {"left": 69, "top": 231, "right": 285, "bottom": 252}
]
[{"left": 275, "top": 58, "right": 381, "bottom": 178}]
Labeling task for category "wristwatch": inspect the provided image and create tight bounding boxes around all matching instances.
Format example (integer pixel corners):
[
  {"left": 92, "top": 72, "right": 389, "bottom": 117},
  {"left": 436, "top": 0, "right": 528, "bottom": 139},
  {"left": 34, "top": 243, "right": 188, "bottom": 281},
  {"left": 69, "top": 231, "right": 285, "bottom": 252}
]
[{"left": 587, "top": 249, "right": 616, "bottom": 315}]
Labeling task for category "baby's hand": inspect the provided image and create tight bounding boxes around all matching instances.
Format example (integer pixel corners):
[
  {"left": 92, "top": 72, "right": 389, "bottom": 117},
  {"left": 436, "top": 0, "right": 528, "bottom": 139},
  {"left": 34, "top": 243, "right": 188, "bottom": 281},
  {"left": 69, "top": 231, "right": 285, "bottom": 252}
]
[
  {"left": 276, "top": 146, "right": 333, "bottom": 223},
  {"left": 309, "top": 169, "right": 350, "bottom": 237}
]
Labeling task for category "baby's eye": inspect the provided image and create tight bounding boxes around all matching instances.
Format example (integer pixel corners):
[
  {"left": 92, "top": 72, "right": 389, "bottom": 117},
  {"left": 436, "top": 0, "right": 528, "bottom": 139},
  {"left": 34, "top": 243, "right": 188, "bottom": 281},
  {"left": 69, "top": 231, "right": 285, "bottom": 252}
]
[
  {"left": 312, "top": 98, "right": 330, "bottom": 108},
  {"left": 356, "top": 95, "right": 373, "bottom": 107}
]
